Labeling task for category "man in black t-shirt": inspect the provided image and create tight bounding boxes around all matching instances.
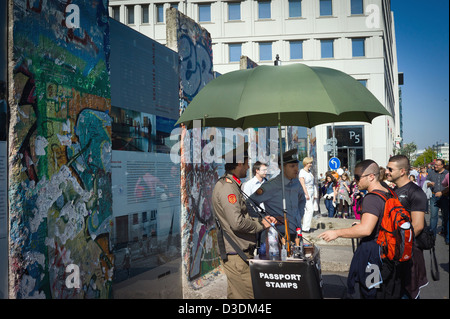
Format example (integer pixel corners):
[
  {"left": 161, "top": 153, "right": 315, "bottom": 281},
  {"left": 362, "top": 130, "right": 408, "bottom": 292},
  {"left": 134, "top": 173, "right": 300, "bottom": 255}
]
[{"left": 386, "top": 155, "right": 428, "bottom": 299}]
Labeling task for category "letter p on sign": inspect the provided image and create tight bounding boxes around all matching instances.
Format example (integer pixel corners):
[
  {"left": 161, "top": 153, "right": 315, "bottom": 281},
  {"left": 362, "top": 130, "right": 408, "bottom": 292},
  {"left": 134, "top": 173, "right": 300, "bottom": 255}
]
[{"left": 65, "top": 264, "right": 81, "bottom": 289}]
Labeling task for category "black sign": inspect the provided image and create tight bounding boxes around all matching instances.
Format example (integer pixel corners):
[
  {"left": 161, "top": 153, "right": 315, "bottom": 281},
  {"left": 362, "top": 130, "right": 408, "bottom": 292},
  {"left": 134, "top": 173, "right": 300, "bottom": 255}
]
[
  {"left": 249, "top": 255, "right": 323, "bottom": 299},
  {"left": 328, "top": 126, "right": 364, "bottom": 148}
]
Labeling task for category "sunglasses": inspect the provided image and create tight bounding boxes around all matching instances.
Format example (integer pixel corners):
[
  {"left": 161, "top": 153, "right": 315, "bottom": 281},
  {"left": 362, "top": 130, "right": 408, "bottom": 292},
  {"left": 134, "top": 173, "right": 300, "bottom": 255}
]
[
  {"left": 386, "top": 166, "right": 403, "bottom": 172},
  {"left": 354, "top": 173, "right": 371, "bottom": 181}
]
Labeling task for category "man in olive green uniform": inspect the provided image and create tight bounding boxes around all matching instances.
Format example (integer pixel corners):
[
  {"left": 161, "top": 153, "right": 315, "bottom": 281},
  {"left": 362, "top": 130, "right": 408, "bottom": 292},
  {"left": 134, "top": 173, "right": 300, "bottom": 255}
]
[{"left": 212, "top": 146, "right": 276, "bottom": 299}]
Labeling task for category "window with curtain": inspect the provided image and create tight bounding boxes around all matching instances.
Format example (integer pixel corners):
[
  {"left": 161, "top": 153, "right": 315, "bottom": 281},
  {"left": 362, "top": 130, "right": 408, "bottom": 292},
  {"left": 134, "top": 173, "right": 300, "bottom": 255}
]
[
  {"left": 259, "top": 42, "right": 272, "bottom": 61},
  {"left": 156, "top": 4, "right": 164, "bottom": 23},
  {"left": 142, "top": 5, "right": 149, "bottom": 24},
  {"left": 228, "top": 2, "right": 241, "bottom": 20},
  {"left": 229, "top": 43, "right": 242, "bottom": 62},
  {"left": 351, "top": 0, "right": 364, "bottom": 15},
  {"left": 289, "top": 0, "right": 302, "bottom": 18},
  {"left": 352, "top": 38, "right": 365, "bottom": 57},
  {"left": 321, "top": 39, "right": 334, "bottom": 58},
  {"left": 199, "top": 3, "right": 211, "bottom": 22},
  {"left": 127, "top": 5, "right": 135, "bottom": 24},
  {"left": 320, "top": 0, "right": 332, "bottom": 16},
  {"left": 258, "top": 1, "right": 271, "bottom": 19},
  {"left": 290, "top": 41, "right": 303, "bottom": 59}
]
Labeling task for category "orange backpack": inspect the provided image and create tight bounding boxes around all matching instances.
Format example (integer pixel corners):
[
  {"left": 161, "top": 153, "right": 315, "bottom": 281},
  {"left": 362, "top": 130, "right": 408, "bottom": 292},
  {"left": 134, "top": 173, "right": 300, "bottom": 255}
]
[{"left": 370, "top": 188, "right": 414, "bottom": 262}]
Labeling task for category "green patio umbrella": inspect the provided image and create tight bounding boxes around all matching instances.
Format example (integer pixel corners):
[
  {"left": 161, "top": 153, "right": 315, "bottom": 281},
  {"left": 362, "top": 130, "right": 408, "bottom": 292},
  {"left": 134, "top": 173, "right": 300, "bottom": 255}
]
[
  {"left": 175, "top": 63, "right": 391, "bottom": 129},
  {"left": 175, "top": 63, "right": 391, "bottom": 254}
]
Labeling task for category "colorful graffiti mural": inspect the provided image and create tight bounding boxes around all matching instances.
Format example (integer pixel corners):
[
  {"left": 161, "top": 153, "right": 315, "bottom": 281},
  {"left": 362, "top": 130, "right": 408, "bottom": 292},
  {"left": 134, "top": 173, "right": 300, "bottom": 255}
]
[
  {"left": 8, "top": 0, "right": 112, "bottom": 298},
  {"left": 166, "top": 8, "right": 221, "bottom": 284}
]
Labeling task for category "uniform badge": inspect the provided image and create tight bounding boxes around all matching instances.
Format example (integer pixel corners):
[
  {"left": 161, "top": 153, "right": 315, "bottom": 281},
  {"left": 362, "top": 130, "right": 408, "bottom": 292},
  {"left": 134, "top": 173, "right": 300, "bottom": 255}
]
[
  {"left": 256, "top": 188, "right": 264, "bottom": 195},
  {"left": 228, "top": 194, "right": 237, "bottom": 204}
]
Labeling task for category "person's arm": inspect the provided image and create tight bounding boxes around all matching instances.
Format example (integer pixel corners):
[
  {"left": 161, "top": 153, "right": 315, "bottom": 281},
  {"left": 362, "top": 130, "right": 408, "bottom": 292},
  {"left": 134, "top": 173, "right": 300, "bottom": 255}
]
[
  {"left": 318, "top": 212, "right": 379, "bottom": 242},
  {"left": 410, "top": 187, "right": 428, "bottom": 235},
  {"left": 411, "top": 211, "right": 425, "bottom": 236},
  {"left": 344, "top": 181, "right": 350, "bottom": 192}
]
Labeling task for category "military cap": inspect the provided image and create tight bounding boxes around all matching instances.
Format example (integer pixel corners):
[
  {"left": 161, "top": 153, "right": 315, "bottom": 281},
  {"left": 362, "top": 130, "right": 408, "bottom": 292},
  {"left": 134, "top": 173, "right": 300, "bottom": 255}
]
[{"left": 278, "top": 148, "right": 299, "bottom": 165}]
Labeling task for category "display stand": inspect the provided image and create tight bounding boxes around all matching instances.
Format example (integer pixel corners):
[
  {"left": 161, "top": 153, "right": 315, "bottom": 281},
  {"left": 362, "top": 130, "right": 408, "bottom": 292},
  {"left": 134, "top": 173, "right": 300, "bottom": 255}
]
[{"left": 249, "top": 244, "right": 323, "bottom": 299}]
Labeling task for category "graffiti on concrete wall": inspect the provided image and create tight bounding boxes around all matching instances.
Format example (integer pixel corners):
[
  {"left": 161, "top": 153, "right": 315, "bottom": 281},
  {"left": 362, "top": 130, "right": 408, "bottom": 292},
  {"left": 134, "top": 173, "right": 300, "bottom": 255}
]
[
  {"left": 166, "top": 8, "right": 221, "bottom": 284},
  {"left": 8, "top": 0, "right": 112, "bottom": 298},
  {"left": 179, "top": 34, "right": 213, "bottom": 103}
]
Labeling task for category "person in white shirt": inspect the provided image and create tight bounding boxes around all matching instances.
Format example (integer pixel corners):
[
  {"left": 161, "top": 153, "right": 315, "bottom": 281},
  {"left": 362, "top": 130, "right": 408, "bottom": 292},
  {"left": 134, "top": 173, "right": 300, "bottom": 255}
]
[
  {"left": 299, "top": 157, "right": 316, "bottom": 232},
  {"left": 243, "top": 161, "right": 268, "bottom": 198}
]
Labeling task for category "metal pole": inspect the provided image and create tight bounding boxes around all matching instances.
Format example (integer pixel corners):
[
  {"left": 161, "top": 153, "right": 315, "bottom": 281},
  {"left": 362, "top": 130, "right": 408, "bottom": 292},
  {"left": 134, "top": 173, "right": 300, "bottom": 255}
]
[
  {"left": 332, "top": 123, "right": 336, "bottom": 157},
  {"left": 278, "top": 113, "right": 290, "bottom": 255}
]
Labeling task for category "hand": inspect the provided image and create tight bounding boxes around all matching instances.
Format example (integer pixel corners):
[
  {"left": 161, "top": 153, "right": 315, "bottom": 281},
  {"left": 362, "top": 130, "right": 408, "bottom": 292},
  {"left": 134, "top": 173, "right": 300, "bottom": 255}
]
[
  {"left": 318, "top": 230, "right": 338, "bottom": 242},
  {"left": 436, "top": 191, "right": 442, "bottom": 197},
  {"left": 305, "top": 194, "right": 310, "bottom": 200},
  {"left": 427, "top": 182, "right": 434, "bottom": 187},
  {"left": 262, "top": 216, "right": 278, "bottom": 229}
]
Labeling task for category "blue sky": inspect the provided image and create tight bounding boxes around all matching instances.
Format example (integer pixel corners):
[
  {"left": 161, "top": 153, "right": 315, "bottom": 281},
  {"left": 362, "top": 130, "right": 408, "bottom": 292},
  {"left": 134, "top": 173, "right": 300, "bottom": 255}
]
[{"left": 390, "top": 0, "right": 449, "bottom": 150}]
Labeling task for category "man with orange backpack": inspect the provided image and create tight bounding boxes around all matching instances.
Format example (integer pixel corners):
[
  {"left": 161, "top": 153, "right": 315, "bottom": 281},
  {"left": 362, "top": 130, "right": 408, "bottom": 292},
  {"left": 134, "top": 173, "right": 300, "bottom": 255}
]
[{"left": 319, "top": 159, "right": 410, "bottom": 298}]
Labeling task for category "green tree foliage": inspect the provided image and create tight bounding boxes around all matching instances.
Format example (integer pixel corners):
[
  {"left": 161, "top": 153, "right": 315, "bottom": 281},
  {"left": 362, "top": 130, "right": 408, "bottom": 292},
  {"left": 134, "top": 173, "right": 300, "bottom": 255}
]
[
  {"left": 413, "top": 147, "right": 437, "bottom": 167},
  {"left": 395, "top": 142, "right": 417, "bottom": 162}
]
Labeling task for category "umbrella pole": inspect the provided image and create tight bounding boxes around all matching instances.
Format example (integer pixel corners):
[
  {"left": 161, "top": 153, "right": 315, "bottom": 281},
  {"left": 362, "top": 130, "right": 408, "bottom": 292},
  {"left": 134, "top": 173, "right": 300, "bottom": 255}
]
[{"left": 278, "top": 113, "right": 291, "bottom": 256}]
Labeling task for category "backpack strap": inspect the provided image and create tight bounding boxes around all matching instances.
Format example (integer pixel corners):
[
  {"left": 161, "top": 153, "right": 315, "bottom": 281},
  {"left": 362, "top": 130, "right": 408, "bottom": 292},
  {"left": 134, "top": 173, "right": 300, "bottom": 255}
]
[
  {"left": 367, "top": 188, "right": 397, "bottom": 202},
  {"left": 366, "top": 189, "right": 388, "bottom": 202}
]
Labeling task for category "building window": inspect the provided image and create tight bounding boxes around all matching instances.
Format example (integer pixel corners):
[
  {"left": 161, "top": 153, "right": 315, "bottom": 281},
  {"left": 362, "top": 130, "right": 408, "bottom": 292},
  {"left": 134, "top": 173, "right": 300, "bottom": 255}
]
[
  {"left": 258, "top": 1, "right": 271, "bottom": 19},
  {"left": 358, "top": 79, "right": 367, "bottom": 87},
  {"left": 156, "top": 4, "right": 164, "bottom": 23},
  {"left": 352, "top": 38, "right": 365, "bottom": 57},
  {"left": 199, "top": 3, "right": 211, "bottom": 22},
  {"left": 229, "top": 43, "right": 242, "bottom": 62},
  {"left": 142, "top": 4, "right": 149, "bottom": 24},
  {"left": 320, "top": 0, "right": 332, "bottom": 16},
  {"left": 111, "top": 6, "right": 120, "bottom": 21},
  {"left": 259, "top": 42, "right": 272, "bottom": 61},
  {"left": 321, "top": 39, "right": 334, "bottom": 58},
  {"left": 132, "top": 213, "right": 139, "bottom": 225},
  {"left": 127, "top": 5, "right": 135, "bottom": 24},
  {"left": 170, "top": 3, "right": 178, "bottom": 10},
  {"left": 351, "top": 0, "right": 364, "bottom": 15},
  {"left": 228, "top": 2, "right": 241, "bottom": 21},
  {"left": 289, "top": 0, "right": 302, "bottom": 18},
  {"left": 290, "top": 41, "right": 303, "bottom": 60}
]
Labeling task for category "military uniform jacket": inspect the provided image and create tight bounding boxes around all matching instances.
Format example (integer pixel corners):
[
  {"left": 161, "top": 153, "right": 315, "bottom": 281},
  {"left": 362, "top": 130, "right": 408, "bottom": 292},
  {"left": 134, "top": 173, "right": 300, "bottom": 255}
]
[
  {"left": 212, "top": 173, "right": 265, "bottom": 255},
  {"left": 249, "top": 173, "right": 306, "bottom": 234}
]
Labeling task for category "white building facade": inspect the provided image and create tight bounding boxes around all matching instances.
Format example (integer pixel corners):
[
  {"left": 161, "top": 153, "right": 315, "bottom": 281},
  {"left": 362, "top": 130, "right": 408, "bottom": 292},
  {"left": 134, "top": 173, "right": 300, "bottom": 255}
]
[{"left": 109, "top": 0, "right": 402, "bottom": 174}]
